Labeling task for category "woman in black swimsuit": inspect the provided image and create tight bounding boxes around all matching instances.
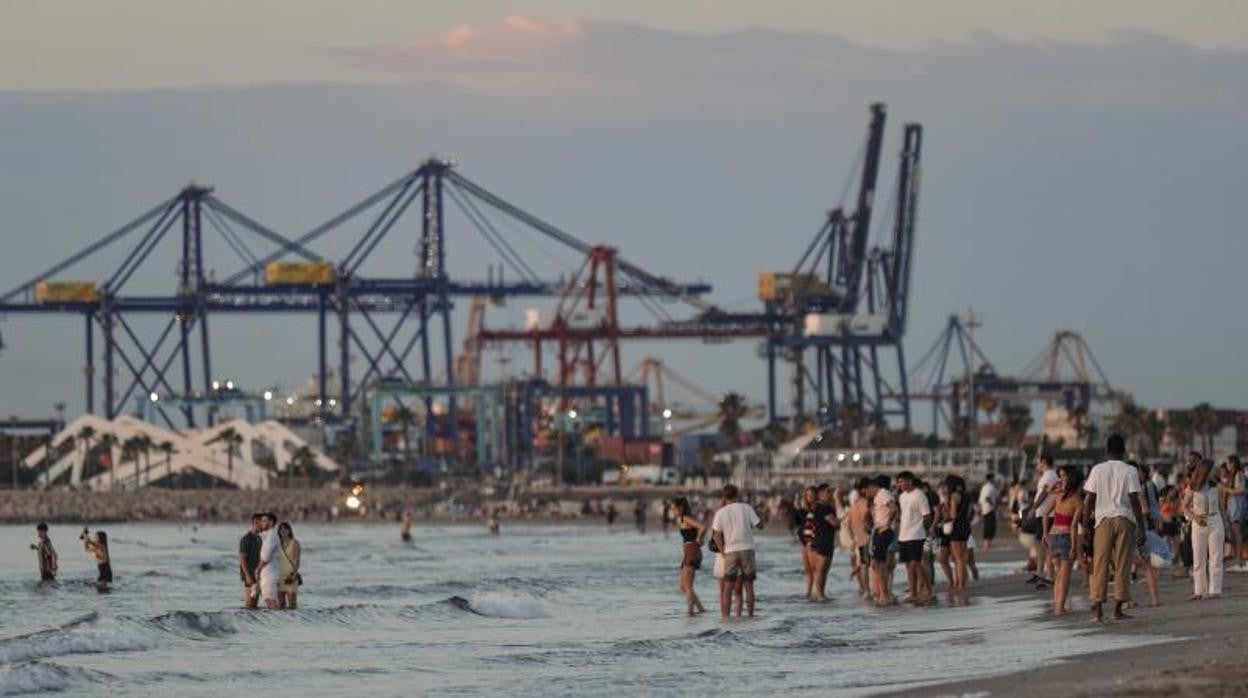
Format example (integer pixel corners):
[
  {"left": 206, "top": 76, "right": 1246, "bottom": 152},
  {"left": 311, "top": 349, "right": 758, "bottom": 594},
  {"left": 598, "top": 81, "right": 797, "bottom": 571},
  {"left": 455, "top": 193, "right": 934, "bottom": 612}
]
[
  {"left": 797, "top": 487, "right": 818, "bottom": 600},
  {"left": 673, "top": 497, "right": 707, "bottom": 616},
  {"left": 810, "top": 484, "right": 839, "bottom": 601}
]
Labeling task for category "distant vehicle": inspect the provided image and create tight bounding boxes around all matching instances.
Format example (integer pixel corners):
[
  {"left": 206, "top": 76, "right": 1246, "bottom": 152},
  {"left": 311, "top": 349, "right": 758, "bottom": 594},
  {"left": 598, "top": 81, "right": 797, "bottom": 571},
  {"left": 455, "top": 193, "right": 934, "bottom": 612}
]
[{"left": 616, "top": 464, "right": 679, "bottom": 486}]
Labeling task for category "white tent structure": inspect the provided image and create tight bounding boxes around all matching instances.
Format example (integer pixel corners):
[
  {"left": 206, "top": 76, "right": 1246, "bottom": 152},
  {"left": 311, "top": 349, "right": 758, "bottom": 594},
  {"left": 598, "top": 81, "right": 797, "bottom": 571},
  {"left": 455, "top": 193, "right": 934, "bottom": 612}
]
[{"left": 22, "top": 414, "right": 339, "bottom": 490}]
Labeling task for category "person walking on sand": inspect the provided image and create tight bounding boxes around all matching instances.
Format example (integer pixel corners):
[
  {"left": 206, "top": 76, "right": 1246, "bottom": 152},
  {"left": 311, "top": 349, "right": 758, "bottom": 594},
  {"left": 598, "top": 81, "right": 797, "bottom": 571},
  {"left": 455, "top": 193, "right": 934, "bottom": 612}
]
[
  {"left": 1184, "top": 456, "right": 1226, "bottom": 600},
  {"left": 978, "top": 473, "right": 999, "bottom": 552},
  {"left": 277, "top": 521, "right": 302, "bottom": 610},
  {"left": 31, "top": 522, "right": 58, "bottom": 582},
  {"left": 896, "top": 472, "right": 933, "bottom": 604},
  {"left": 711, "top": 484, "right": 763, "bottom": 619},
  {"left": 256, "top": 512, "right": 282, "bottom": 609},
  {"left": 1083, "top": 435, "right": 1147, "bottom": 622},
  {"left": 1042, "top": 466, "right": 1084, "bottom": 616},
  {"left": 239, "top": 513, "right": 262, "bottom": 609},
  {"left": 1030, "top": 454, "right": 1059, "bottom": 587},
  {"left": 672, "top": 497, "right": 707, "bottom": 616}
]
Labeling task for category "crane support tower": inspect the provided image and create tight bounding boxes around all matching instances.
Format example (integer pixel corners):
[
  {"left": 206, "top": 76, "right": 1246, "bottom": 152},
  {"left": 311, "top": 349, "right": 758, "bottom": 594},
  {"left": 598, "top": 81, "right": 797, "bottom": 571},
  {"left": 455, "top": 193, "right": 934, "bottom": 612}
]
[{"left": 762, "top": 104, "right": 922, "bottom": 435}]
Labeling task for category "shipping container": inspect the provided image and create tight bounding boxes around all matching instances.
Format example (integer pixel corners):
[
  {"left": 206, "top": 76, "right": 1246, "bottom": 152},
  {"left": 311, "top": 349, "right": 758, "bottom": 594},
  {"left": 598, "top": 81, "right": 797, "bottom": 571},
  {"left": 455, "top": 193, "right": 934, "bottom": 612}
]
[
  {"left": 264, "top": 261, "right": 336, "bottom": 286},
  {"left": 35, "top": 281, "right": 100, "bottom": 303},
  {"left": 757, "top": 272, "right": 829, "bottom": 302}
]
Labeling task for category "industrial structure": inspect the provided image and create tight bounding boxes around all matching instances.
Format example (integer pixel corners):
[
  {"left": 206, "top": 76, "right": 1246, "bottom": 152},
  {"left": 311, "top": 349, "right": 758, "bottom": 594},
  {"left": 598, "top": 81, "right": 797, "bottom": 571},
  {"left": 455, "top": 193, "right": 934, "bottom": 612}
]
[
  {"left": 1, "top": 103, "right": 936, "bottom": 476},
  {"left": 909, "top": 314, "right": 1127, "bottom": 442}
]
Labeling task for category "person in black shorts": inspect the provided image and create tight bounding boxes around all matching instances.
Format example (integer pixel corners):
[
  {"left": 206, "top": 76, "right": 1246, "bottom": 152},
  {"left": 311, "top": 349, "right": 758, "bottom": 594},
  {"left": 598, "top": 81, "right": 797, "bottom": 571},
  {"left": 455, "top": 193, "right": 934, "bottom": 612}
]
[
  {"left": 81, "top": 528, "right": 112, "bottom": 592},
  {"left": 866, "top": 476, "right": 898, "bottom": 606},
  {"left": 944, "top": 474, "right": 973, "bottom": 592},
  {"left": 896, "top": 472, "right": 934, "bottom": 603},
  {"left": 810, "top": 484, "right": 839, "bottom": 601}
]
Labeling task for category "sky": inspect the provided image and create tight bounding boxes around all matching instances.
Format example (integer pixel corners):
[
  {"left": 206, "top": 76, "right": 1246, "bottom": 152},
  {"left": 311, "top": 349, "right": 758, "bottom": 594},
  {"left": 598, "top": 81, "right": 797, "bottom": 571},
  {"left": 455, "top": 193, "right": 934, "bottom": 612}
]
[{"left": 0, "top": 2, "right": 1246, "bottom": 424}]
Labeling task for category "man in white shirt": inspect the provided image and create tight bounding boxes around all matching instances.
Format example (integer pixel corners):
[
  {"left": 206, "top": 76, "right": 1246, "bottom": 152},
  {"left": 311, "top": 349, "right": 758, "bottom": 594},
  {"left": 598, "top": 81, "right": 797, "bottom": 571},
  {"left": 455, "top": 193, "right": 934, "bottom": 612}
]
[
  {"left": 865, "top": 475, "right": 898, "bottom": 606},
  {"left": 255, "top": 512, "right": 282, "bottom": 610},
  {"left": 711, "top": 484, "right": 763, "bottom": 619},
  {"left": 1083, "top": 435, "right": 1146, "bottom": 623},
  {"left": 978, "top": 473, "right": 999, "bottom": 552},
  {"left": 896, "top": 471, "right": 933, "bottom": 604},
  {"left": 1030, "top": 454, "right": 1059, "bottom": 585}
]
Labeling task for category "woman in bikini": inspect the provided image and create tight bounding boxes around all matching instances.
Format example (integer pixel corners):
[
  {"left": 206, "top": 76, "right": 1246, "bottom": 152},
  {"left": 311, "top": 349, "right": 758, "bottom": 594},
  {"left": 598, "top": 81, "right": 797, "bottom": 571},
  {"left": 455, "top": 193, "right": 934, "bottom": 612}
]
[
  {"left": 1042, "top": 466, "right": 1083, "bottom": 616},
  {"left": 796, "top": 487, "right": 818, "bottom": 600},
  {"left": 672, "top": 497, "right": 707, "bottom": 616}
]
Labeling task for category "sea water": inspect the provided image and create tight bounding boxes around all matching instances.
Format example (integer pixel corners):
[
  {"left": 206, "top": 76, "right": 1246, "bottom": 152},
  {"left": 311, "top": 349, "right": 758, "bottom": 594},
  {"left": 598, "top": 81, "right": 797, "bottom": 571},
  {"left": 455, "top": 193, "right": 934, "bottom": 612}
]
[{"left": 0, "top": 522, "right": 1156, "bottom": 696}]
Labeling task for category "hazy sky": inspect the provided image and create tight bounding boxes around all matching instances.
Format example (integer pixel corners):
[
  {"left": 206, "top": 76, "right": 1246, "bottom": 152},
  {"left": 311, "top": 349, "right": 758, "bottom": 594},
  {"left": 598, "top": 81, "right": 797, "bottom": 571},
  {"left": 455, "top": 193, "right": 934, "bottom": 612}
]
[{"left": 1, "top": 3, "right": 1246, "bottom": 423}]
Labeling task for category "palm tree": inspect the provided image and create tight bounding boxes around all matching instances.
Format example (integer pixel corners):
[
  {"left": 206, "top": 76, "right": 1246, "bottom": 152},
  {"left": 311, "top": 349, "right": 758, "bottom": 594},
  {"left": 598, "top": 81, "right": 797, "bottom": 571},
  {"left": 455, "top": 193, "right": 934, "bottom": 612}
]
[
  {"left": 121, "top": 436, "right": 143, "bottom": 489},
  {"left": 1166, "top": 409, "right": 1194, "bottom": 454},
  {"left": 158, "top": 441, "right": 175, "bottom": 484},
  {"left": 752, "top": 421, "right": 789, "bottom": 486},
  {"left": 1143, "top": 410, "right": 1166, "bottom": 457},
  {"left": 1001, "top": 404, "right": 1033, "bottom": 450},
  {"left": 96, "top": 433, "right": 118, "bottom": 490},
  {"left": 75, "top": 425, "right": 96, "bottom": 479},
  {"left": 290, "top": 445, "right": 317, "bottom": 485},
  {"left": 697, "top": 441, "right": 717, "bottom": 487},
  {"left": 212, "top": 427, "right": 244, "bottom": 486},
  {"left": 135, "top": 435, "right": 153, "bottom": 487},
  {"left": 1110, "top": 402, "right": 1147, "bottom": 455},
  {"left": 717, "top": 393, "right": 749, "bottom": 447},
  {"left": 1190, "top": 403, "right": 1220, "bottom": 456}
]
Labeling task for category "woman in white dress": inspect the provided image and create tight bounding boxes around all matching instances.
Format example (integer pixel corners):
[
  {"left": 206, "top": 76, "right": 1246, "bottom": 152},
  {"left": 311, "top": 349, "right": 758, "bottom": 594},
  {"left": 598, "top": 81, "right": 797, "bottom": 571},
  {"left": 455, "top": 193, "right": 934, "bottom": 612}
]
[{"left": 1184, "top": 458, "right": 1226, "bottom": 600}]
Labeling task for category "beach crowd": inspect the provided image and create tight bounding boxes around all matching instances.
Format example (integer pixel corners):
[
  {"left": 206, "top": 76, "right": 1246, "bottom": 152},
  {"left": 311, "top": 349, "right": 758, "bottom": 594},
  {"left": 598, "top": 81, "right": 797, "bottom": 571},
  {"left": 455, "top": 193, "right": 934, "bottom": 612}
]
[{"left": 668, "top": 434, "right": 1246, "bottom": 621}]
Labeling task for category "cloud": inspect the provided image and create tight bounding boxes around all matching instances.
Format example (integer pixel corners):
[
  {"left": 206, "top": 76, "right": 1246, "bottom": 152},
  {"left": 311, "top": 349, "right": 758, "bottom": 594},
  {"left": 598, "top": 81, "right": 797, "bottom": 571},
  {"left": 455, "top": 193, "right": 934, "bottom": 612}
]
[{"left": 325, "top": 16, "right": 1248, "bottom": 116}]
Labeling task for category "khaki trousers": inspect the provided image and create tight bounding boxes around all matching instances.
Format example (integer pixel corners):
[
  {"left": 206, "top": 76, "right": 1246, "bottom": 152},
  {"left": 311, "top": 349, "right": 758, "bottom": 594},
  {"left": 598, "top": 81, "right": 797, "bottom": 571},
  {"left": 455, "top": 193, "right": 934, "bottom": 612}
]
[{"left": 1090, "top": 516, "right": 1135, "bottom": 603}]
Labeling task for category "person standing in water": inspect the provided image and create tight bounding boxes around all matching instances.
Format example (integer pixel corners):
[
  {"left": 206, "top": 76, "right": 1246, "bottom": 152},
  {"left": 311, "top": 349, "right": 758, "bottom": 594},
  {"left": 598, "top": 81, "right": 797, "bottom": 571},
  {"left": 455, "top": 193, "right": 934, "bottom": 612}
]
[
  {"left": 808, "top": 484, "right": 839, "bottom": 602},
  {"left": 606, "top": 502, "right": 619, "bottom": 532},
  {"left": 81, "top": 528, "right": 112, "bottom": 592},
  {"left": 896, "top": 472, "right": 933, "bottom": 605},
  {"left": 711, "top": 484, "right": 763, "bottom": 619},
  {"left": 239, "top": 514, "right": 262, "bottom": 609},
  {"left": 31, "top": 522, "right": 58, "bottom": 582},
  {"left": 256, "top": 513, "right": 282, "bottom": 610},
  {"left": 400, "top": 507, "right": 413, "bottom": 543},
  {"left": 634, "top": 499, "right": 648, "bottom": 534},
  {"left": 796, "top": 486, "right": 818, "bottom": 600},
  {"left": 277, "top": 521, "right": 302, "bottom": 610},
  {"left": 672, "top": 497, "right": 707, "bottom": 616}
]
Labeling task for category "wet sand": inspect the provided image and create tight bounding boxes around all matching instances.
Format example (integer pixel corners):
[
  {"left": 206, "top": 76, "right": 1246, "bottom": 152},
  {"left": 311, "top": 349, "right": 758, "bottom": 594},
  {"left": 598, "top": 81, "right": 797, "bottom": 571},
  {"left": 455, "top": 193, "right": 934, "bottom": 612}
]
[{"left": 916, "top": 549, "right": 1248, "bottom": 697}]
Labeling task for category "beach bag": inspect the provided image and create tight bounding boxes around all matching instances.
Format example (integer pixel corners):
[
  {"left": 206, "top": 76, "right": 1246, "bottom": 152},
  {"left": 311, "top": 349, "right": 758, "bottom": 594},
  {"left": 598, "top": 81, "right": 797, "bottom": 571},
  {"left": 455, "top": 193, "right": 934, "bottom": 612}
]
[{"left": 712, "top": 553, "right": 725, "bottom": 579}]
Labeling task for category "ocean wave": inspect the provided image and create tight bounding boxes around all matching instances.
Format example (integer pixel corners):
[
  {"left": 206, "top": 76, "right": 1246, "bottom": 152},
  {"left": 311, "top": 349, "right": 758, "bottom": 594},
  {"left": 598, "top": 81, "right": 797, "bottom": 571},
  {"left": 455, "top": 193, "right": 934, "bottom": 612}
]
[
  {"left": 0, "top": 613, "right": 153, "bottom": 665},
  {"left": 147, "top": 610, "right": 241, "bottom": 639},
  {"left": 447, "top": 592, "right": 549, "bottom": 619},
  {"left": 0, "top": 660, "right": 113, "bottom": 695}
]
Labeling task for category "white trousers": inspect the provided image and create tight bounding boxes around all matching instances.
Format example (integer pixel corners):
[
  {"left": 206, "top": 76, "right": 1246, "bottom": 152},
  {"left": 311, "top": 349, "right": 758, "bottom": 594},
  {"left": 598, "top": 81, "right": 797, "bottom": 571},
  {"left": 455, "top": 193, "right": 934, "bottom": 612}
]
[{"left": 1192, "top": 520, "right": 1225, "bottom": 597}]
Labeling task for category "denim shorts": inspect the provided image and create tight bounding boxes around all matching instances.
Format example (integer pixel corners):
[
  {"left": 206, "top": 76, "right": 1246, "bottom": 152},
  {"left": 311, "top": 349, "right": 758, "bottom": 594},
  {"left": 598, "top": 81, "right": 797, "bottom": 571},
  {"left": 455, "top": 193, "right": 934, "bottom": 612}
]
[{"left": 1047, "top": 532, "right": 1072, "bottom": 560}]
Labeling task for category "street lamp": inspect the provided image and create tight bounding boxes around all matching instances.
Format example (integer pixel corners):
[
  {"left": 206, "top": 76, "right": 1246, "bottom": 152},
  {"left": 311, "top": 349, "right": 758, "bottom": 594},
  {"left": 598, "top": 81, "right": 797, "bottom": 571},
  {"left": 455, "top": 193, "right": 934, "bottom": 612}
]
[
  {"left": 662, "top": 408, "right": 673, "bottom": 420},
  {"left": 149, "top": 392, "right": 159, "bottom": 403},
  {"left": 263, "top": 390, "right": 273, "bottom": 401}
]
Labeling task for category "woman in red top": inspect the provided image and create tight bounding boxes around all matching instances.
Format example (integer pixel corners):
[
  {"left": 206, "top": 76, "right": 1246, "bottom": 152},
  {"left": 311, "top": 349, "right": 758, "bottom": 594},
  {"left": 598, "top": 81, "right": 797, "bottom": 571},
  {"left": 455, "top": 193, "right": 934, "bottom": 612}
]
[{"left": 1042, "top": 466, "right": 1083, "bottom": 616}]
